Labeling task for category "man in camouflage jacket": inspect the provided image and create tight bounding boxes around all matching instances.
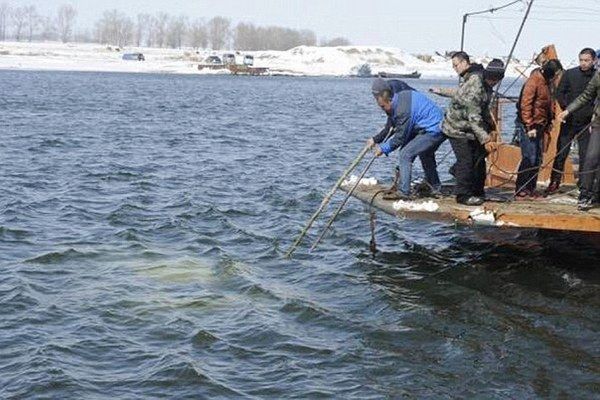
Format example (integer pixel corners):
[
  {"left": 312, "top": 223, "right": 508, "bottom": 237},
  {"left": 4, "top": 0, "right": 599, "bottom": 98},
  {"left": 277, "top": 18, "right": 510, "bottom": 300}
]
[{"left": 442, "top": 51, "right": 499, "bottom": 206}]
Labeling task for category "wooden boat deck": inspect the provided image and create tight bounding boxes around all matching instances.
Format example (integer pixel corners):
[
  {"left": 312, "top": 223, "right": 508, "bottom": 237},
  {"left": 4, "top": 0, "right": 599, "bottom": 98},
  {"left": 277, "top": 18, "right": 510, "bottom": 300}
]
[{"left": 342, "top": 182, "right": 600, "bottom": 233}]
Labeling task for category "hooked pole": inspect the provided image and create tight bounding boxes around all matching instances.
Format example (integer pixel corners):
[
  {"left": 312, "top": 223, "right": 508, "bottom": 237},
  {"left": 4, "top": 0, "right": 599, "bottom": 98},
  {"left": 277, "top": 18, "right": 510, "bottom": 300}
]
[
  {"left": 494, "top": 0, "right": 535, "bottom": 99},
  {"left": 460, "top": 0, "right": 524, "bottom": 52},
  {"left": 284, "top": 143, "right": 371, "bottom": 258},
  {"left": 309, "top": 126, "right": 395, "bottom": 252}
]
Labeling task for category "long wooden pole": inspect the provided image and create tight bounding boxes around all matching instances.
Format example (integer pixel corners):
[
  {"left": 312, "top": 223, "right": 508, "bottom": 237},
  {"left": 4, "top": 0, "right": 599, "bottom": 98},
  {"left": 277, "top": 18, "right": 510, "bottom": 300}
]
[
  {"left": 310, "top": 154, "right": 379, "bottom": 252},
  {"left": 309, "top": 126, "right": 396, "bottom": 252},
  {"left": 284, "top": 143, "right": 371, "bottom": 258}
]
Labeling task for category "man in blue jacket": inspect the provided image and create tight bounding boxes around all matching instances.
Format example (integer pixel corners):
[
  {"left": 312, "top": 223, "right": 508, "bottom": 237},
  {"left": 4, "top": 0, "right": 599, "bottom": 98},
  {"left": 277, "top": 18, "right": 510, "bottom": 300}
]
[{"left": 367, "top": 78, "right": 445, "bottom": 200}]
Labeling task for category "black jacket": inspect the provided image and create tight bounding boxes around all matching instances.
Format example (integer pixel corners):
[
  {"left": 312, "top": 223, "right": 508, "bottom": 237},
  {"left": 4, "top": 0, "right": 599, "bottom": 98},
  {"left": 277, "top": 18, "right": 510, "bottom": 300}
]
[{"left": 557, "top": 66, "right": 596, "bottom": 125}]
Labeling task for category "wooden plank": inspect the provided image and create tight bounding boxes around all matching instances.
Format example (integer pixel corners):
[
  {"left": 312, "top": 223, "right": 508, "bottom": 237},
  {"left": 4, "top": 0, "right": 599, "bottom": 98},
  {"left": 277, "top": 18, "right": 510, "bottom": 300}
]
[{"left": 342, "top": 183, "right": 600, "bottom": 233}]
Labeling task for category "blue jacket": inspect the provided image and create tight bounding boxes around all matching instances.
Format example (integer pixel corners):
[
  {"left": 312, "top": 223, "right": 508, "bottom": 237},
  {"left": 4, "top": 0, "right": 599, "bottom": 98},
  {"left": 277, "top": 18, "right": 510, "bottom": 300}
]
[{"left": 373, "top": 90, "right": 443, "bottom": 155}]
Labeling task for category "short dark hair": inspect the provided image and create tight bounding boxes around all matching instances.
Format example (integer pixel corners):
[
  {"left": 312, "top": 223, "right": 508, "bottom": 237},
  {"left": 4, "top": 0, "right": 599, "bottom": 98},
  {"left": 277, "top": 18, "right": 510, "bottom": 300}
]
[
  {"left": 378, "top": 89, "right": 393, "bottom": 101},
  {"left": 579, "top": 48, "right": 597, "bottom": 59},
  {"left": 451, "top": 51, "right": 470, "bottom": 64}
]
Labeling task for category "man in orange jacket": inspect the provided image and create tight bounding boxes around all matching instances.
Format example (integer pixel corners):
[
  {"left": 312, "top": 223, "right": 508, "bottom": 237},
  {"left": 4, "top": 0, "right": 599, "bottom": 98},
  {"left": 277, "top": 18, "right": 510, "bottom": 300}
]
[{"left": 514, "top": 59, "right": 563, "bottom": 199}]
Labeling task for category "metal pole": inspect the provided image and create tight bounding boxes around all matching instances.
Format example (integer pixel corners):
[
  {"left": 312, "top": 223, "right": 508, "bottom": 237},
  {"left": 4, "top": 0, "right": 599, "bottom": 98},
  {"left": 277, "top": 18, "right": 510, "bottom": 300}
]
[{"left": 494, "top": 0, "right": 535, "bottom": 99}]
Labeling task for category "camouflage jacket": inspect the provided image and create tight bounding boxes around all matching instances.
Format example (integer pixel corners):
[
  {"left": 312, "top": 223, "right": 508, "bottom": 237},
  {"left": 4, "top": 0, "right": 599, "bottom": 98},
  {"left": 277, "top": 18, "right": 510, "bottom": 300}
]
[
  {"left": 567, "top": 70, "right": 600, "bottom": 124},
  {"left": 442, "top": 65, "right": 492, "bottom": 144}
]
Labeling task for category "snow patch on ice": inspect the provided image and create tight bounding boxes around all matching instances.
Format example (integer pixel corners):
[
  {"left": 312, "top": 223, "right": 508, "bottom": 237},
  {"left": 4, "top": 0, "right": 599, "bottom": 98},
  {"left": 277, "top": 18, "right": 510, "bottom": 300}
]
[
  {"left": 343, "top": 175, "right": 378, "bottom": 187},
  {"left": 468, "top": 208, "right": 496, "bottom": 225},
  {"left": 393, "top": 200, "right": 440, "bottom": 212}
]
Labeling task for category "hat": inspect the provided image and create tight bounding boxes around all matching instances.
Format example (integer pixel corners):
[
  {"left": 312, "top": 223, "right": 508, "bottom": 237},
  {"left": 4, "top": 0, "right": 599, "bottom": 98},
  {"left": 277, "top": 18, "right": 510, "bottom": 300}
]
[
  {"left": 371, "top": 78, "right": 391, "bottom": 98},
  {"left": 484, "top": 58, "right": 505, "bottom": 81}
]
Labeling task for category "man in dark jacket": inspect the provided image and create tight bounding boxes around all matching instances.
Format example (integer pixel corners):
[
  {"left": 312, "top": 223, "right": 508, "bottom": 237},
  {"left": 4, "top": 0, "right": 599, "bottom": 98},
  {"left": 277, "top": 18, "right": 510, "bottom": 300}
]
[
  {"left": 559, "top": 67, "right": 600, "bottom": 210},
  {"left": 514, "top": 59, "right": 562, "bottom": 199},
  {"left": 547, "top": 48, "right": 597, "bottom": 194},
  {"left": 368, "top": 78, "right": 444, "bottom": 200},
  {"left": 442, "top": 52, "right": 502, "bottom": 206}
]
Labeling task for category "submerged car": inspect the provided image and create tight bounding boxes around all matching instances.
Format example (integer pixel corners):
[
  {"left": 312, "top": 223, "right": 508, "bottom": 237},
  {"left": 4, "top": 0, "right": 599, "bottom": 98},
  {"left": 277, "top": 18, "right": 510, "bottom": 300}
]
[{"left": 122, "top": 53, "right": 145, "bottom": 61}]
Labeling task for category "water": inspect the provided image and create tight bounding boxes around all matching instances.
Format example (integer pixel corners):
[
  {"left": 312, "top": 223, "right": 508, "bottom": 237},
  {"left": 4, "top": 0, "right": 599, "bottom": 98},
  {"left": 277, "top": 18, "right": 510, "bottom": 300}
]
[{"left": 1, "top": 71, "right": 599, "bottom": 399}]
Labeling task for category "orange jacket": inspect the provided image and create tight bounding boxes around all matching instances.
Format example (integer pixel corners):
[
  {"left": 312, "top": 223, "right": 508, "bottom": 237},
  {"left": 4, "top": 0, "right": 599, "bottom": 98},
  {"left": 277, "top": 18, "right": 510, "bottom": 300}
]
[{"left": 518, "top": 69, "right": 553, "bottom": 130}]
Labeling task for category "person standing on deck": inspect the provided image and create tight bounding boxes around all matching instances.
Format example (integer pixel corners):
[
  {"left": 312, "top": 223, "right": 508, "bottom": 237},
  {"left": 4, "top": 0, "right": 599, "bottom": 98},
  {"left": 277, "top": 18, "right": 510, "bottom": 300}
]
[
  {"left": 547, "top": 48, "right": 597, "bottom": 194},
  {"left": 442, "top": 52, "right": 503, "bottom": 206},
  {"left": 559, "top": 67, "right": 600, "bottom": 211},
  {"left": 514, "top": 59, "right": 563, "bottom": 200},
  {"left": 367, "top": 78, "right": 445, "bottom": 200}
]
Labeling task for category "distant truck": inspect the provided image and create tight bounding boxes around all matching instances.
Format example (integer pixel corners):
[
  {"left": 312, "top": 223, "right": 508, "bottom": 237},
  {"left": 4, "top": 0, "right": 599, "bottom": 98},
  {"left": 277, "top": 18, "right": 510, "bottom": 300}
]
[
  {"left": 122, "top": 53, "right": 145, "bottom": 61},
  {"left": 222, "top": 53, "right": 236, "bottom": 65},
  {"left": 243, "top": 55, "right": 254, "bottom": 66},
  {"left": 197, "top": 53, "right": 267, "bottom": 75}
]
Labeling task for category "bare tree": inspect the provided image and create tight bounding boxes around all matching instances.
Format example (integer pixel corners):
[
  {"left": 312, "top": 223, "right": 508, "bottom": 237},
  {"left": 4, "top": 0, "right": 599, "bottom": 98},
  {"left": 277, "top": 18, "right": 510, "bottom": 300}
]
[
  {"left": 135, "top": 13, "right": 151, "bottom": 47},
  {"left": 299, "top": 30, "right": 317, "bottom": 47},
  {"left": 94, "top": 9, "right": 133, "bottom": 47},
  {"left": 12, "top": 6, "right": 27, "bottom": 41},
  {"left": 320, "top": 37, "right": 351, "bottom": 47},
  {"left": 25, "top": 5, "right": 39, "bottom": 42},
  {"left": 40, "top": 16, "right": 57, "bottom": 41},
  {"left": 0, "top": 2, "right": 10, "bottom": 41},
  {"left": 234, "top": 22, "right": 256, "bottom": 50},
  {"left": 166, "top": 15, "right": 187, "bottom": 49},
  {"left": 154, "top": 12, "right": 169, "bottom": 48},
  {"left": 189, "top": 19, "right": 208, "bottom": 49},
  {"left": 207, "top": 16, "right": 230, "bottom": 50},
  {"left": 57, "top": 4, "right": 77, "bottom": 43},
  {"left": 233, "top": 21, "right": 316, "bottom": 51}
]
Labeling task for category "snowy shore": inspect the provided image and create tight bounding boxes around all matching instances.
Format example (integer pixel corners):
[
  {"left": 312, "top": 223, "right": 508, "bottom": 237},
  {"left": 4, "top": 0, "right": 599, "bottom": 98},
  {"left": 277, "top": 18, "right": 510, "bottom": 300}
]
[{"left": 0, "top": 41, "right": 533, "bottom": 78}]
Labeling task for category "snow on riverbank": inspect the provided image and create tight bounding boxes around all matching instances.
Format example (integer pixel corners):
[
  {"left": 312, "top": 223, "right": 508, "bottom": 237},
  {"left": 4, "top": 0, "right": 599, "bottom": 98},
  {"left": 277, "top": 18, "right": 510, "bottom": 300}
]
[{"left": 0, "top": 41, "right": 529, "bottom": 77}]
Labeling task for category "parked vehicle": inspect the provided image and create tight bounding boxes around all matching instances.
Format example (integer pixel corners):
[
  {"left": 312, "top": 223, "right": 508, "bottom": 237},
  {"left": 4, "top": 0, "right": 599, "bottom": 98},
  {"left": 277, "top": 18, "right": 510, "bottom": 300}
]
[
  {"left": 205, "top": 56, "right": 222, "bottom": 65},
  {"left": 122, "top": 53, "right": 145, "bottom": 61}
]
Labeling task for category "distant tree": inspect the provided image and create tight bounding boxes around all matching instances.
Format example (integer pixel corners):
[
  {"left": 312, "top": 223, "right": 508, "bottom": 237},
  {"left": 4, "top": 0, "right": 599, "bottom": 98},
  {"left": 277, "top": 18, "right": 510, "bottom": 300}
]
[
  {"left": 74, "top": 28, "right": 93, "bottom": 43},
  {"left": 0, "top": 2, "right": 10, "bottom": 41},
  {"left": 11, "top": 6, "right": 27, "bottom": 41},
  {"left": 299, "top": 29, "right": 317, "bottom": 47},
  {"left": 166, "top": 15, "right": 187, "bottom": 48},
  {"left": 207, "top": 16, "right": 230, "bottom": 50},
  {"left": 57, "top": 4, "right": 77, "bottom": 43},
  {"left": 40, "top": 16, "right": 57, "bottom": 41},
  {"left": 233, "top": 22, "right": 256, "bottom": 50},
  {"left": 24, "top": 5, "right": 39, "bottom": 42},
  {"left": 233, "top": 22, "right": 316, "bottom": 51},
  {"left": 94, "top": 9, "right": 133, "bottom": 47},
  {"left": 154, "top": 12, "right": 169, "bottom": 48},
  {"left": 135, "top": 13, "right": 151, "bottom": 47},
  {"left": 188, "top": 19, "right": 208, "bottom": 49},
  {"left": 320, "top": 37, "right": 351, "bottom": 47}
]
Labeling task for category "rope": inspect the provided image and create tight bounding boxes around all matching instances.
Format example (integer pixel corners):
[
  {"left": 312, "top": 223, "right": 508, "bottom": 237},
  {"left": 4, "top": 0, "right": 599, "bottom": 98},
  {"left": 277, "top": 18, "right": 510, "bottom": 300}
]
[{"left": 488, "top": 122, "right": 593, "bottom": 194}]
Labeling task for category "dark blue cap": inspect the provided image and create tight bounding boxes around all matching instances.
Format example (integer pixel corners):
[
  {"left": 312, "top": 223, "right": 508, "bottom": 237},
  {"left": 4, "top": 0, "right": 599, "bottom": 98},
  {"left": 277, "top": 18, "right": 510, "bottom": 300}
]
[{"left": 371, "top": 78, "right": 391, "bottom": 98}]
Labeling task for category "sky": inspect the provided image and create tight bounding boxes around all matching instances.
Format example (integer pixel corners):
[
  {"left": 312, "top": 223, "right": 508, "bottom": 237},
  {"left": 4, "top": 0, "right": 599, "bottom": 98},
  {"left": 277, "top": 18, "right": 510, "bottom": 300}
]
[{"left": 6, "top": 0, "right": 600, "bottom": 61}]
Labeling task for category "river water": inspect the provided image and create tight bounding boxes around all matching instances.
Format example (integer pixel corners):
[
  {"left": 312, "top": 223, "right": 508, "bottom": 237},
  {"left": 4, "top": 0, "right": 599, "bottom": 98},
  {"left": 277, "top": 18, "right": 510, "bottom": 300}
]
[{"left": 1, "top": 71, "right": 598, "bottom": 399}]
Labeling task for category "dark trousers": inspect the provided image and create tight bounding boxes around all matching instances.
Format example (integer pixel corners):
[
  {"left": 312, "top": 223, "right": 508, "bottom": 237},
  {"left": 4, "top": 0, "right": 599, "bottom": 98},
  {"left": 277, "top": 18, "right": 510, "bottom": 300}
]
[
  {"left": 579, "top": 124, "right": 600, "bottom": 201},
  {"left": 550, "top": 122, "right": 591, "bottom": 185},
  {"left": 449, "top": 136, "right": 487, "bottom": 200},
  {"left": 515, "top": 121, "right": 542, "bottom": 194}
]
